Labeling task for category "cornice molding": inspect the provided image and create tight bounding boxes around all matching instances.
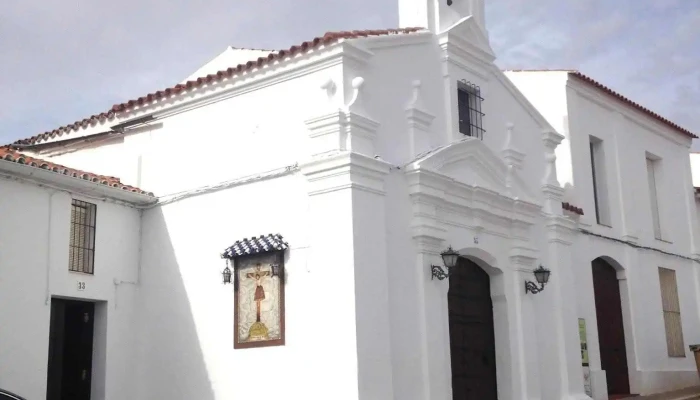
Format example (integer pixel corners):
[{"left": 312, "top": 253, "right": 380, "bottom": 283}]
[
  {"left": 305, "top": 109, "right": 380, "bottom": 157},
  {"left": 545, "top": 215, "right": 578, "bottom": 245},
  {"left": 359, "top": 31, "right": 433, "bottom": 50},
  {"left": 405, "top": 141, "right": 543, "bottom": 241},
  {"left": 300, "top": 151, "right": 390, "bottom": 196}
]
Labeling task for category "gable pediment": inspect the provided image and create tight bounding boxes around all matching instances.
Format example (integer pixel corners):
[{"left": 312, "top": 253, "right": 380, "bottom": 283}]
[
  {"left": 439, "top": 16, "right": 496, "bottom": 62},
  {"left": 405, "top": 137, "right": 538, "bottom": 206}
]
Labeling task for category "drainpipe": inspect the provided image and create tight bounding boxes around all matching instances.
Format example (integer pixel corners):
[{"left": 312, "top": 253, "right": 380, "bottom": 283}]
[
  {"left": 45, "top": 190, "right": 59, "bottom": 305},
  {"left": 113, "top": 209, "right": 143, "bottom": 308}
]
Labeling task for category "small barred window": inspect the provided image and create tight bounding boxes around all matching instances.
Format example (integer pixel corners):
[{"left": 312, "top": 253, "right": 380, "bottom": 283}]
[
  {"left": 457, "top": 80, "right": 485, "bottom": 139},
  {"left": 69, "top": 199, "right": 97, "bottom": 274}
]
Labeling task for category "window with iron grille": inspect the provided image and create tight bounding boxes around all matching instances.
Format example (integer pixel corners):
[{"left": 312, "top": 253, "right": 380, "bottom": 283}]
[
  {"left": 457, "top": 80, "right": 485, "bottom": 139},
  {"left": 69, "top": 199, "right": 97, "bottom": 274}
]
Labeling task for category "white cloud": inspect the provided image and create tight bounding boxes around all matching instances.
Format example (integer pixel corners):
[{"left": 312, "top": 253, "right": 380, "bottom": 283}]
[
  {"left": 489, "top": 0, "right": 700, "bottom": 144},
  {"left": 1, "top": 0, "right": 697, "bottom": 146}
]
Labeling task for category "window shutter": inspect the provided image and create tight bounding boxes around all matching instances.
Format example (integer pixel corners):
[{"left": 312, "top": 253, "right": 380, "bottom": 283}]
[{"left": 658, "top": 267, "right": 684, "bottom": 357}]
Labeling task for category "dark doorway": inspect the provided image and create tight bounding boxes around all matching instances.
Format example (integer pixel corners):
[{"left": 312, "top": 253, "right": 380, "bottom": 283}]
[
  {"left": 592, "top": 258, "right": 630, "bottom": 396},
  {"left": 448, "top": 258, "right": 497, "bottom": 400},
  {"left": 46, "top": 299, "right": 95, "bottom": 400}
]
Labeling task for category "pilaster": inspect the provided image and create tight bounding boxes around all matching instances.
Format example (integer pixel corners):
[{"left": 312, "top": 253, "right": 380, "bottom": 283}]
[
  {"left": 300, "top": 151, "right": 394, "bottom": 400},
  {"left": 502, "top": 122, "right": 526, "bottom": 170},
  {"left": 537, "top": 127, "right": 590, "bottom": 399},
  {"left": 537, "top": 215, "right": 591, "bottom": 400},
  {"left": 405, "top": 80, "right": 436, "bottom": 159}
]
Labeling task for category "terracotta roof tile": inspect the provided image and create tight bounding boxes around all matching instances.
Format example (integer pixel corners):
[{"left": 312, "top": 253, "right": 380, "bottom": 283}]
[
  {"left": 562, "top": 202, "right": 584, "bottom": 215},
  {"left": 12, "top": 28, "right": 424, "bottom": 147},
  {"left": 505, "top": 69, "right": 697, "bottom": 139},
  {"left": 0, "top": 147, "right": 153, "bottom": 196}
]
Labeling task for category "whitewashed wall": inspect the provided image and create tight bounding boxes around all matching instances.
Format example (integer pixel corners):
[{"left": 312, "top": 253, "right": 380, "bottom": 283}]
[
  {"left": 508, "top": 70, "right": 700, "bottom": 397},
  {"left": 0, "top": 177, "right": 141, "bottom": 400}
]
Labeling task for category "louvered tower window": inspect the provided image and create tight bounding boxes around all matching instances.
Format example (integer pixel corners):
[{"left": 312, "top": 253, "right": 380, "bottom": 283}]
[
  {"left": 69, "top": 199, "right": 97, "bottom": 274},
  {"left": 457, "top": 80, "right": 485, "bottom": 140}
]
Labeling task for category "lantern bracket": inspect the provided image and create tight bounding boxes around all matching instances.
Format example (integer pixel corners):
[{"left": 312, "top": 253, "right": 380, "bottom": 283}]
[
  {"left": 431, "top": 264, "right": 451, "bottom": 280},
  {"left": 524, "top": 280, "right": 545, "bottom": 294}
]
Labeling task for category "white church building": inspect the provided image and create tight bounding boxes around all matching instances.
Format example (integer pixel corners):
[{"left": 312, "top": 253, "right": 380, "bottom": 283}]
[{"left": 2, "top": 1, "right": 700, "bottom": 400}]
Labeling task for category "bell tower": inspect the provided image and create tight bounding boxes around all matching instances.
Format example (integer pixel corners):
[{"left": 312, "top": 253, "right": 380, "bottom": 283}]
[{"left": 398, "top": 0, "right": 486, "bottom": 33}]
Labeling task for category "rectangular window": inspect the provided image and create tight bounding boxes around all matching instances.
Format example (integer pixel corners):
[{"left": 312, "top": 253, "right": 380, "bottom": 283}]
[
  {"left": 658, "top": 267, "right": 685, "bottom": 357},
  {"left": 69, "top": 199, "right": 97, "bottom": 274},
  {"left": 647, "top": 155, "right": 662, "bottom": 239},
  {"left": 589, "top": 136, "right": 611, "bottom": 225},
  {"left": 457, "top": 80, "right": 485, "bottom": 140}
]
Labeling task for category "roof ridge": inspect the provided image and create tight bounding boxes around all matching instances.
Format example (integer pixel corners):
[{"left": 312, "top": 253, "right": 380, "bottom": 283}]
[
  {"left": 11, "top": 27, "right": 425, "bottom": 147},
  {"left": 230, "top": 46, "right": 278, "bottom": 52},
  {"left": 0, "top": 146, "right": 153, "bottom": 195},
  {"left": 568, "top": 71, "right": 697, "bottom": 139},
  {"left": 505, "top": 69, "right": 697, "bottom": 139}
]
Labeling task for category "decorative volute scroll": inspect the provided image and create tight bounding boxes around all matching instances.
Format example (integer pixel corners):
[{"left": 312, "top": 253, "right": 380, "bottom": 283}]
[
  {"left": 305, "top": 76, "right": 380, "bottom": 157},
  {"left": 501, "top": 122, "right": 525, "bottom": 170},
  {"left": 345, "top": 77, "right": 366, "bottom": 114},
  {"left": 405, "top": 80, "right": 436, "bottom": 158},
  {"left": 540, "top": 129, "right": 565, "bottom": 215}
]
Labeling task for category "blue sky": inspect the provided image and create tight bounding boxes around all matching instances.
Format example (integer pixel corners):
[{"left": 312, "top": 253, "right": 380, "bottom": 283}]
[{"left": 1, "top": 0, "right": 698, "bottom": 146}]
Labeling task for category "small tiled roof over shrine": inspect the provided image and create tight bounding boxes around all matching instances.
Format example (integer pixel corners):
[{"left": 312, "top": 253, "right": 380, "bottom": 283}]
[{"left": 222, "top": 234, "right": 289, "bottom": 259}]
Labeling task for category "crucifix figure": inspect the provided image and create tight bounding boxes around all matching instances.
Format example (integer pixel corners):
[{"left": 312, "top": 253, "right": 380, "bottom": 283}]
[{"left": 246, "top": 263, "right": 271, "bottom": 323}]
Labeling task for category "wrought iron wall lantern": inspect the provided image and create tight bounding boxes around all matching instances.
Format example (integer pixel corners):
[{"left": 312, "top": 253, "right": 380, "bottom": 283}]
[
  {"left": 525, "top": 266, "right": 551, "bottom": 294},
  {"left": 431, "top": 246, "right": 461, "bottom": 280},
  {"left": 222, "top": 259, "right": 232, "bottom": 284}
]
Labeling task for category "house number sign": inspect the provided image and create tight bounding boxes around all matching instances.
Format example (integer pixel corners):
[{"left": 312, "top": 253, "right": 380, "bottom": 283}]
[{"left": 77, "top": 281, "right": 86, "bottom": 291}]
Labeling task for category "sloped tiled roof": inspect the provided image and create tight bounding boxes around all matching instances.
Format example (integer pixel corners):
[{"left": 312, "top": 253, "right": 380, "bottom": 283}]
[
  {"left": 0, "top": 147, "right": 153, "bottom": 196},
  {"left": 569, "top": 72, "right": 696, "bottom": 139},
  {"left": 12, "top": 28, "right": 424, "bottom": 147},
  {"left": 505, "top": 69, "right": 697, "bottom": 139},
  {"left": 222, "top": 234, "right": 289, "bottom": 259}
]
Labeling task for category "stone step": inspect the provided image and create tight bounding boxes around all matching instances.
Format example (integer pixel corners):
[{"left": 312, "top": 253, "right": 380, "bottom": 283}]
[{"left": 617, "top": 386, "right": 700, "bottom": 400}]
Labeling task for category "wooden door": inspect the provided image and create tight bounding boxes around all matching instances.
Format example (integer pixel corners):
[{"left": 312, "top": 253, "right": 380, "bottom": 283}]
[
  {"left": 448, "top": 258, "right": 498, "bottom": 400},
  {"left": 592, "top": 258, "right": 630, "bottom": 395},
  {"left": 47, "top": 299, "right": 95, "bottom": 400}
]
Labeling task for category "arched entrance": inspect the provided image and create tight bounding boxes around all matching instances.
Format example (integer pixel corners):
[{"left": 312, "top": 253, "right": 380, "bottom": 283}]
[
  {"left": 448, "top": 257, "right": 497, "bottom": 400},
  {"left": 592, "top": 257, "right": 630, "bottom": 396}
]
